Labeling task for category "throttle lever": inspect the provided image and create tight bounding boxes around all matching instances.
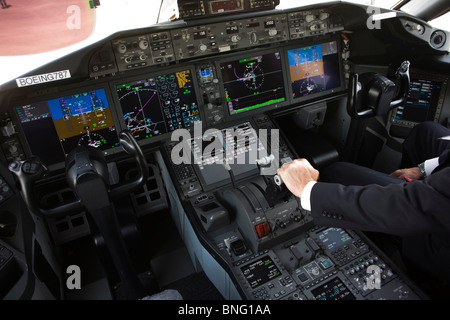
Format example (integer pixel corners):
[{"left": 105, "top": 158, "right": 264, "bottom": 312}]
[{"left": 274, "top": 157, "right": 293, "bottom": 186}]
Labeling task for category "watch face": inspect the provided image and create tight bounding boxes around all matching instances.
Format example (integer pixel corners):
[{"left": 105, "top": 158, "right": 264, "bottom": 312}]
[{"left": 419, "top": 162, "right": 426, "bottom": 177}]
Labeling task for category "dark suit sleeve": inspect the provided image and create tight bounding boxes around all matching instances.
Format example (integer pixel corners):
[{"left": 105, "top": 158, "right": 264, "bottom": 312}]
[
  {"left": 310, "top": 167, "right": 450, "bottom": 237},
  {"left": 438, "top": 149, "right": 450, "bottom": 168}
]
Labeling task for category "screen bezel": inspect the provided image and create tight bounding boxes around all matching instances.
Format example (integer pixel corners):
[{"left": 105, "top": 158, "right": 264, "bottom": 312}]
[
  {"left": 240, "top": 255, "right": 282, "bottom": 289},
  {"left": 215, "top": 48, "right": 290, "bottom": 123},
  {"left": 12, "top": 85, "right": 121, "bottom": 171},
  {"left": 285, "top": 36, "right": 345, "bottom": 105},
  {"left": 390, "top": 71, "right": 448, "bottom": 128},
  {"left": 110, "top": 65, "right": 204, "bottom": 148}
]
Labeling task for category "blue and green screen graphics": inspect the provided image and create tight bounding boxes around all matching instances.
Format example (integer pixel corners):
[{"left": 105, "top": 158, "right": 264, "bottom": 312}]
[
  {"left": 287, "top": 41, "right": 341, "bottom": 99},
  {"left": 220, "top": 52, "right": 286, "bottom": 115}
]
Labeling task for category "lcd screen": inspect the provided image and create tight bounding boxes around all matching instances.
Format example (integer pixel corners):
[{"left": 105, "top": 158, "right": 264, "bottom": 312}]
[
  {"left": 16, "top": 88, "right": 119, "bottom": 166},
  {"left": 220, "top": 51, "right": 285, "bottom": 116},
  {"left": 240, "top": 256, "right": 281, "bottom": 289},
  {"left": 311, "top": 277, "right": 356, "bottom": 300},
  {"left": 394, "top": 79, "right": 442, "bottom": 123},
  {"left": 317, "top": 227, "right": 352, "bottom": 251},
  {"left": 287, "top": 41, "right": 341, "bottom": 99},
  {"left": 116, "top": 69, "right": 200, "bottom": 141}
]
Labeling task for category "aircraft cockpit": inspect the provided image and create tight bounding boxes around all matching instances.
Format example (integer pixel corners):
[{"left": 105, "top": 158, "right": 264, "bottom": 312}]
[{"left": 0, "top": 0, "right": 449, "bottom": 305}]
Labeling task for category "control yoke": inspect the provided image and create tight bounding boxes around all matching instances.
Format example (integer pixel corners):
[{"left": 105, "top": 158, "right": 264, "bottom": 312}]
[
  {"left": 347, "top": 61, "right": 410, "bottom": 119},
  {"left": 9, "top": 130, "right": 149, "bottom": 299}
]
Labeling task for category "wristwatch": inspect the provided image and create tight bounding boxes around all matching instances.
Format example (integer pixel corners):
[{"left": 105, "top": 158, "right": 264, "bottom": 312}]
[{"left": 418, "top": 162, "right": 427, "bottom": 178}]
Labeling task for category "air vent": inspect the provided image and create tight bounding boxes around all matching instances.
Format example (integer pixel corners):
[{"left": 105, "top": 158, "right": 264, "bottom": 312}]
[{"left": 430, "top": 30, "right": 446, "bottom": 49}]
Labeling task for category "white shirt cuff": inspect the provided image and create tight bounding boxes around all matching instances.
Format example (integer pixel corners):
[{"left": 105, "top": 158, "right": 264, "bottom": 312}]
[
  {"left": 300, "top": 181, "right": 317, "bottom": 211},
  {"left": 424, "top": 157, "right": 440, "bottom": 175}
]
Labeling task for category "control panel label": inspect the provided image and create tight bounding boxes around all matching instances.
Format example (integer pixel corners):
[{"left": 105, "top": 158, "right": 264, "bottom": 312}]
[{"left": 16, "top": 70, "right": 71, "bottom": 87}]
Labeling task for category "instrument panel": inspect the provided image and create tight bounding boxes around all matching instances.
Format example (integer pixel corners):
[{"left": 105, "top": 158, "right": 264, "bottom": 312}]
[
  {"left": 2, "top": 7, "right": 346, "bottom": 169},
  {"left": 97, "top": 8, "right": 343, "bottom": 74},
  {"left": 1, "top": 5, "right": 447, "bottom": 172},
  {"left": 5, "top": 33, "right": 346, "bottom": 170}
]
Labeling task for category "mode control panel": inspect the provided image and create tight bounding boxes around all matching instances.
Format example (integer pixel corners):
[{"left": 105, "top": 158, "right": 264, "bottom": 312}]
[
  {"left": 112, "top": 32, "right": 175, "bottom": 72},
  {"left": 171, "top": 13, "right": 288, "bottom": 60}
]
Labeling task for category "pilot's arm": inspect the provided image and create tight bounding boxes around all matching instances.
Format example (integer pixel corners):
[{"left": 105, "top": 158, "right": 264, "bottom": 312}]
[{"left": 277, "top": 159, "right": 448, "bottom": 237}]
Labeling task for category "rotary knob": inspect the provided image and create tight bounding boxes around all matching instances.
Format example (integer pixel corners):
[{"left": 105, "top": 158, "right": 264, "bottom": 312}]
[
  {"left": 268, "top": 29, "right": 277, "bottom": 37},
  {"left": 231, "top": 35, "right": 241, "bottom": 43},
  {"left": 305, "top": 14, "right": 316, "bottom": 23},
  {"left": 116, "top": 43, "right": 127, "bottom": 54},
  {"left": 319, "top": 12, "right": 329, "bottom": 20},
  {"left": 249, "top": 32, "right": 258, "bottom": 44},
  {"left": 139, "top": 39, "right": 149, "bottom": 50},
  {"left": 199, "top": 43, "right": 208, "bottom": 52}
]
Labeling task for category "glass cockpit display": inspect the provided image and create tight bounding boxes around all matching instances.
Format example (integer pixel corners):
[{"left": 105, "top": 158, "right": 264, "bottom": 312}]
[
  {"left": 288, "top": 41, "right": 341, "bottom": 99},
  {"left": 219, "top": 51, "right": 286, "bottom": 116},
  {"left": 393, "top": 78, "right": 443, "bottom": 123},
  {"left": 115, "top": 69, "right": 200, "bottom": 141},
  {"left": 16, "top": 88, "right": 120, "bottom": 166}
]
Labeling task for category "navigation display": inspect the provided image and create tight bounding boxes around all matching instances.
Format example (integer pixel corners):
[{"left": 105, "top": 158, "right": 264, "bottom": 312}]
[
  {"left": 219, "top": 51, "right": 286, "bottom": 116},
  {"left": 116, "top": 69, "right": 200, "bottom": 141},
  {"left": 288, "top": 40, "right": 342, "bottom": 99},
  {"left": 16, "top": 88, "right": 119, "bottom": 166}
]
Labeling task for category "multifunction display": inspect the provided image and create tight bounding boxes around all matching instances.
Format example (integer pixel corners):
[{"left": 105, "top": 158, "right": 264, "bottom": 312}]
[
  {"left": 240, "top": 256, "right": 281, "bottom": 289},
  {"left": 16, "top": 88, "right": 119, "bottom": 166},
  {"left": 394, "top": 78, "right": 443, "bottom": 123},
  {"left": 288, "top": 40, "right": 341, "bottom": 99},
  {"left": 317, "top": 227, "right": 353, "bottom": 251},
  {"left": 116, "top": 69, "right": 200, "bottom": 141},
  {"left": 220, "top": 51, "right": 286, "bottom": 115}
]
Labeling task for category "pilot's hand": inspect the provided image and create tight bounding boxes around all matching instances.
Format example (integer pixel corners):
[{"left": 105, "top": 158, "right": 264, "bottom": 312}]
[
  {"left": 277, "top": 159, "right": 319, "bottom": 198},
  {"left": 390, "top": 167, "right": 424, "bottom": 181}
]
